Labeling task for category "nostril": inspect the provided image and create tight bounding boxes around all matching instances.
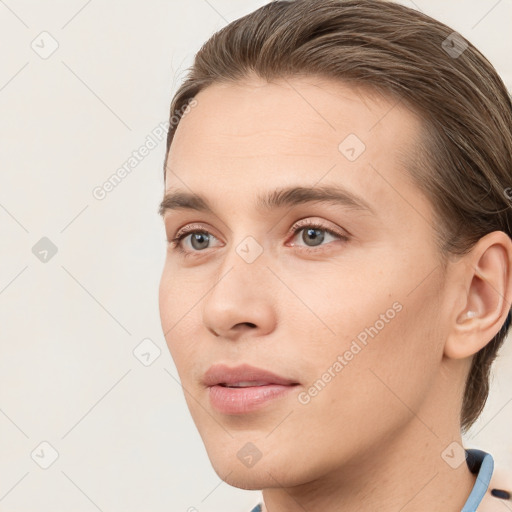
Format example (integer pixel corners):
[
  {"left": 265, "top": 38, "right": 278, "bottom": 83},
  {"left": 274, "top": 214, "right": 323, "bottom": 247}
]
[{"left": 234, "top": 322, "right": 257, "bottom": 329}]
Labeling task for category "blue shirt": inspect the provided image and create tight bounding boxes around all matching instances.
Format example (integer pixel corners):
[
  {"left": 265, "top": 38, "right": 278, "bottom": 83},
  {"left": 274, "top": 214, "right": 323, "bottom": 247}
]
[{"left": 248, "top": 449, "right": 498, "bottom": 512}]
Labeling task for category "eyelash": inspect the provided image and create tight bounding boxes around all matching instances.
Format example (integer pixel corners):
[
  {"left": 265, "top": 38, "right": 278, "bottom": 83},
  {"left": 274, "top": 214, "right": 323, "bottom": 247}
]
[{"left": 167, "top": 220, "right": 349, "bottom": 259}]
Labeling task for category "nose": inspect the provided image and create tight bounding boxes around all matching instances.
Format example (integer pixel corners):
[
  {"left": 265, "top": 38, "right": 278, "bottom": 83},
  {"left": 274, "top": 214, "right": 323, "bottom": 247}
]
[{"left": 202, "top": 253, "right": 277, "bottom": 341}]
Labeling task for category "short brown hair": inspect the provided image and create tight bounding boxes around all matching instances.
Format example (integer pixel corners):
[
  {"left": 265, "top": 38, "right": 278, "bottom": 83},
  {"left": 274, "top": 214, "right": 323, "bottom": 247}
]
[{"left": 162, "top": 0, "right": 512, "bottom": 432}]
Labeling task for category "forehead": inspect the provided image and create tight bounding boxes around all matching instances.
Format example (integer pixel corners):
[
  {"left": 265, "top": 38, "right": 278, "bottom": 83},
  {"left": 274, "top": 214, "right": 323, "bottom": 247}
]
[
  {"left": 164, "top": 75, "right": 427, "bottom": 222},
  {"left": 170, "top": 75, "right": 419, "bottom": 152}
]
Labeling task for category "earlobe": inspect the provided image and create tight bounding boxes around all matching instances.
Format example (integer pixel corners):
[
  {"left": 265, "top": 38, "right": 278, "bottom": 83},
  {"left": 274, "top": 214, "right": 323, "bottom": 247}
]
[{"left": 444, "top": 231, "right": 512, "bottom": 360}]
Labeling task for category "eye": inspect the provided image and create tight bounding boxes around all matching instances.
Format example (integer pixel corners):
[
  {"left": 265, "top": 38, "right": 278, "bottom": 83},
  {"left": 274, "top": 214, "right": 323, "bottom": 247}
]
[
  {"left": 287, "top": 219, "right": 348, "bottom": 250},
  {"left": 167, "top": 223, "right": 221, "bottom": 257},
  {"left": 167, "top": 219, "right": 349, "bottom": 258}
]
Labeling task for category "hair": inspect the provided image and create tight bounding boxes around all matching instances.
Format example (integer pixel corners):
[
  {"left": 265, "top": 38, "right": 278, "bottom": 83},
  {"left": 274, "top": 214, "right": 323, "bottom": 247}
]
[{"left": 162, "top": 0, "right": 512, "bottom": 432}]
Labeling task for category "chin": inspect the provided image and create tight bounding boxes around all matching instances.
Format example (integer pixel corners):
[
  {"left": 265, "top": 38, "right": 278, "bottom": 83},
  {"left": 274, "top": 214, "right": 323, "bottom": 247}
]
[
  {"left": 206, "top": 445, "right": 304, "bottom": 491},
  {"left": 219, "top": 471, "right": 270, "bottom": 491}
]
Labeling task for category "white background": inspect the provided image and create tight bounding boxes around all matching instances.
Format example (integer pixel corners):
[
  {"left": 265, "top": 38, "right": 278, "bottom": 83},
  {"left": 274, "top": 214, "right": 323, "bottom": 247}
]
[{"left": 1, "top": 1, "right": 511, "bottom": 511}]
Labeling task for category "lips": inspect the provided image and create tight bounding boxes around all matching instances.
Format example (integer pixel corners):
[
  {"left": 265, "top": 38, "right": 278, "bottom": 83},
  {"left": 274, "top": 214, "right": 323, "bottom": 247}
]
[
  {"left": 204, "top": 363, "right": 300, "bottom": 415},
  {"left": 203, "top": 363, "right": 299, "bottom": 387}
]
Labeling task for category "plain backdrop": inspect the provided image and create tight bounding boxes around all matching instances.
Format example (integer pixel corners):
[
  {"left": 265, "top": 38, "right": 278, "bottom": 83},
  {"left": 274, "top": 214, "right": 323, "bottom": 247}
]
[{"left": 1, "top": 1, "right": 511, "bottom": 511}]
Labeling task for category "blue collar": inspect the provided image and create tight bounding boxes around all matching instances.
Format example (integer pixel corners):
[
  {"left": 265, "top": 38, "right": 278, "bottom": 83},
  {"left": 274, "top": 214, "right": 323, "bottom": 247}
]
[
  {"left": 462, "top": 448, "right": 494, "bottom": 511},
  {"left": 249, "top": 448, "right": 494, "bottom": 512}
]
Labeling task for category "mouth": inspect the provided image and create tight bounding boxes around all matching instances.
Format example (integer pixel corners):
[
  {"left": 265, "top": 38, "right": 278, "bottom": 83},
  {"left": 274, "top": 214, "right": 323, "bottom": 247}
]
[
  {"left": 217, "top": 381, "right": 298, "bottom": 388},
  {"left": 202, "top": 363, "right": 300, "bottom": 414},
  {"left": 203, "top": 363, "right": 300, "bottom": 388},
  {"left": 208, "top": 382, "right": 300, "bottom": 414}
]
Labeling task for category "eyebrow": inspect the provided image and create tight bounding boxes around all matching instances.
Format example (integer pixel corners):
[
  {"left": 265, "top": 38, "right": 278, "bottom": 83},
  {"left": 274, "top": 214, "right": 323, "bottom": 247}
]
[{"left": 158, "top": 184, "right": 376, "bottom": 217}]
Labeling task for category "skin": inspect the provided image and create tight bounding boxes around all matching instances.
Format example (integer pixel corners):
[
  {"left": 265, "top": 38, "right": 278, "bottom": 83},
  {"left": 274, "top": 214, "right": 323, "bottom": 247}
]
[{"left": 158, "top": 74, "right": 512, "bottom": 512}]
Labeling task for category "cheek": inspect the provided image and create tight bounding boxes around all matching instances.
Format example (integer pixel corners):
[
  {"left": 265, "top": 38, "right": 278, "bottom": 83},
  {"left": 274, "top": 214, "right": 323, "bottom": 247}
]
[
  {"left": 290, "top": 306, "right": 440, "bottom": 465},
  {"left": 158, "top": 265, "right": 201, "bottom": 368},
  {"left": 287, "top": 260, "right": 443, "bottom": 421},
  {"left": 159, "top": 261, "right": 201, "bottom": 326}
]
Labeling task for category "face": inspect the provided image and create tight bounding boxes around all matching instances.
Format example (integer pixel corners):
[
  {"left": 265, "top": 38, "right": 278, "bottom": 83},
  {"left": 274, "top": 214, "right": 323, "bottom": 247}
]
[{"left": 158, "top": 75, "right": 455, "bottom": 489}]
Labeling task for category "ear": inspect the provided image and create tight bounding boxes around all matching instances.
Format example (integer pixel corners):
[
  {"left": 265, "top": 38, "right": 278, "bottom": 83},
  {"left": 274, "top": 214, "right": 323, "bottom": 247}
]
[{"left": 444, "top": 231, "right": 512, "bottom": 359}]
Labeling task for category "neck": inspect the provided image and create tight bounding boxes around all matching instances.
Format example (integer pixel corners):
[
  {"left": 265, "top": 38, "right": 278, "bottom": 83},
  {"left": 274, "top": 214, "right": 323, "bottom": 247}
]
[{"left": 260, "top": 421, "right": 476, "bottom": 512}]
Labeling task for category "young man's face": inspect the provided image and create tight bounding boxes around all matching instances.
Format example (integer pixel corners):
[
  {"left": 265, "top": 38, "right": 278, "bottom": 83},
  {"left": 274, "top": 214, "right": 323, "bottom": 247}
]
[{"left": 159, "top": 76, "right": 461, "bottom": 489}]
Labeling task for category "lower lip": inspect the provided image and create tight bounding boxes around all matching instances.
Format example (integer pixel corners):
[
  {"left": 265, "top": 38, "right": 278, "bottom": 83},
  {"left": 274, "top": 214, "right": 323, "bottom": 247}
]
[{"left": 208, "top": 384, "right": 298, "bottom": 414}]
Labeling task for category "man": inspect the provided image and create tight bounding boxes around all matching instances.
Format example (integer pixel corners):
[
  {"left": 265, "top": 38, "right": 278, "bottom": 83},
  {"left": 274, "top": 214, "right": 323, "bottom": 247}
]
[{"left": 158, "top": 1, "right": 512, "bottom": 510}]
